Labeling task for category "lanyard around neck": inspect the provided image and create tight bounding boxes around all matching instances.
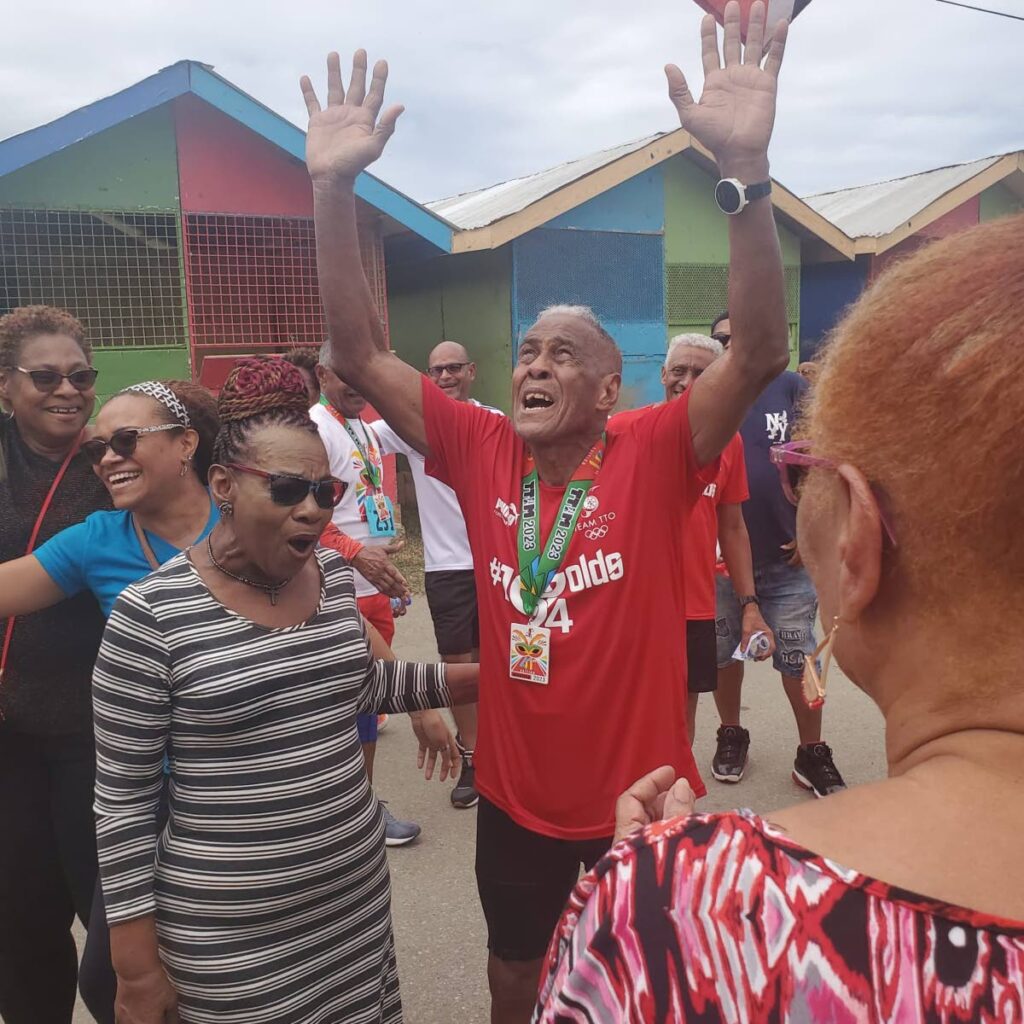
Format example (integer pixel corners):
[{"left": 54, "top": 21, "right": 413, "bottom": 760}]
[
  {"left": 516, "top": 435, "right": 606, "bottom": 619},
  {"left": 322, "top": 401, "right": 382, "bottom": 492}
]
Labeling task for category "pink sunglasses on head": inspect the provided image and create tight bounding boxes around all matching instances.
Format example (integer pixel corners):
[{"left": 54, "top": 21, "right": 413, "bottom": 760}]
[{"left": 770, "top": 440, "right": 898, "bottom": 547}]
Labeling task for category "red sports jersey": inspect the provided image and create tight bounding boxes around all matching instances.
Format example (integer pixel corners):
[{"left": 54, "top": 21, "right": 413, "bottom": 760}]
[
  {"left": 684, "top": 433, "right": 748, "bottom": 620},
  {"left": 424, "top": 379, "right": 708, "bottom": 840}
]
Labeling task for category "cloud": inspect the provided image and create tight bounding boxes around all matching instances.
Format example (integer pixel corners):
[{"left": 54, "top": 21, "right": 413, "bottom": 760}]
[{"left": 1, "top": 0, "right": 1020, "bottom": 203}]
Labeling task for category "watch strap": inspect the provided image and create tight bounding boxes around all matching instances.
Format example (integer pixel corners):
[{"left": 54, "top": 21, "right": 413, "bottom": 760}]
[
  {"left": 738, "top": 594, "right": 761, "bottom": 608},
  {"left": 744, "top": 180, "right": 772, "bottom": 203}
]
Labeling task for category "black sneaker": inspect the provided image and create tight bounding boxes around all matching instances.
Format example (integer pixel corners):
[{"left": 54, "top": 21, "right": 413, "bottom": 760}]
[
  {"left": 793, "top": 743, "right": 847, "bottom": 798},
  {"left": 450, "top": 734, "right": 479, "bottom": 809},
  {"left": 712, "top": 725, "right": 750, "bottom": 783}
]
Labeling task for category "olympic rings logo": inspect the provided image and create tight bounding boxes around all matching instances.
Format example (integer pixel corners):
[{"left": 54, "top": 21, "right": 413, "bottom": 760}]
[{"left": 585, "top": 525, "right": 609, "bottom": 540}]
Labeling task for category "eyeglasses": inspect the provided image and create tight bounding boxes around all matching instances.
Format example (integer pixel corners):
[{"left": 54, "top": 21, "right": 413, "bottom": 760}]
[
  {"left": 227, "top": 464, "right": 347, "bottom": 509},
  {"left": 711, "top": 333, "right": 731, "bottom": 347},
  {"left": 81, "top": 424, "right": 183, "bottom": 465},
  {"left": 426, "top": 362, "right": 469, "bottom": 379},
  {"left": 15, "top": 367, "right": 99, "bottom": 393},
  {"left": 769, "top": 440, "right": 897, "bottom": 546}
]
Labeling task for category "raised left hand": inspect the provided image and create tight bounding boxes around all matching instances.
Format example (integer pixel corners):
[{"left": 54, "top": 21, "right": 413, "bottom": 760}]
[
  {"left": 410, "top": 710, "right": 459, "bottom": 782},
  {"left": 614, "top": 766, "right": 696, "bottom": 844},
  {"left": 665, "top": 0, "right": 788, "bottom": 179}
]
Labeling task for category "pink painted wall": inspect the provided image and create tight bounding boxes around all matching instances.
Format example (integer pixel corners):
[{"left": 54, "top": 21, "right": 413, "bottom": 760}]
[
  {"left": 174, "top": 94, "right": 313, "bottom": 216},
  {"left": 871, "top": 195, "right": 980, "bottom": 278}
]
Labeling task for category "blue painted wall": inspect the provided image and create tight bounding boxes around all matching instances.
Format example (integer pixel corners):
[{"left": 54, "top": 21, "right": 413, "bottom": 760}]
[
  {"left": 800, "top": 257, "right": 869, "bottom": 360},
  {"left": 544, "top": 168, "right": 665, "bottom": 233}
]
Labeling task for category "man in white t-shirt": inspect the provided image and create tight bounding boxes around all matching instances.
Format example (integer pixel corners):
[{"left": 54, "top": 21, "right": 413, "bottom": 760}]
[
  {"left": 311, "top": 342, "right": 437, "bottom": 846},
  {"left": 373, "top": 341, "right": 501, "bottom": 809}
]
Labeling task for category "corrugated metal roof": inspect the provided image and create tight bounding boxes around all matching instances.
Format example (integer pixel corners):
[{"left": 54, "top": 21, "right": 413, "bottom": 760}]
[
  {"left": 804, "top": 156, "right": 1002, "bottom": 238},
  {"left": 427, "top": 134, "right": 665, "bottom": 230}
]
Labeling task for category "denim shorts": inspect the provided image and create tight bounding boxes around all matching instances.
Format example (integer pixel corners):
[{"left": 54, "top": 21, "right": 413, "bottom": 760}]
[{"left": 715, "top": 561, "right": 818, "bottom": 676}]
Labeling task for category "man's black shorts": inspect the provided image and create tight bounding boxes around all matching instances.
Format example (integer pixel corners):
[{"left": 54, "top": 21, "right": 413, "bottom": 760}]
[
  {"left": 475, "top": 795, "right": 612, "bottom": 962},
  {"left": 424, "top": 569, "right": 479, "bottom": 656},
  {"left": 687, "top": 618, "right": 718, "bottom": 693}
]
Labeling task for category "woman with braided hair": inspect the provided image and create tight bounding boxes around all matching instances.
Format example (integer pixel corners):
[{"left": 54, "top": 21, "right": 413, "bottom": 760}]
[{"left": 94, "top": 357, "right": 479, "bottom": 1023}]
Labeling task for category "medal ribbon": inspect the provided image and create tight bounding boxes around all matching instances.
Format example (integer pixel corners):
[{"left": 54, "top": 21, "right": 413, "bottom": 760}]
[
  {"left": 322, "top": 400, "right": 383, "bottom": 492},
  {"left": 516, "top": 435, "right": 605, "bottom": 618}
]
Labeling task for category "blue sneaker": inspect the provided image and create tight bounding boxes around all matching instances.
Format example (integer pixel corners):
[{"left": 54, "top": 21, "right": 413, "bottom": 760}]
[{"left": 381, "top": 801, "right": 421, "bottom": 847}]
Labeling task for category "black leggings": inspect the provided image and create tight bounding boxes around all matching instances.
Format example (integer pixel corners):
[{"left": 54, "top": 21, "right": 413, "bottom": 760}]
[{"left": 0, "top": 729, "right": 115, "bottom": 1024}]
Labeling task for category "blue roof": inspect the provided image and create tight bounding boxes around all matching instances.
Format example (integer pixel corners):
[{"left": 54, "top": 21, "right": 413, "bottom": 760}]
[{"left": 0, "top": 60, "right": 453, "bottom": 252}]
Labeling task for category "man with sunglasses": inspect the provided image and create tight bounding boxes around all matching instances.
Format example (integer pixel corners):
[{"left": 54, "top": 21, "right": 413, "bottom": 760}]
[
  {"left": 372, "top": 341, "right": 502, "bottom": 811},
  {"left": 310, "top": 344, "right": 432, "bottom": 847},
  {"left": 711, "top": 310, "right": 846, "bottom": 797},
  {"left": 303, "top": 6, "right": 792, "bottom": 1017}
]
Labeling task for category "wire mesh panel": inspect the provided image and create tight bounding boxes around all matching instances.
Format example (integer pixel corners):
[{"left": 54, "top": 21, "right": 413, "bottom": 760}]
[
  {"left": 665, "top": 262, "right": 800, "bottom": 327},
  {"left": 183, "top": 213, "right": 387, "bottom": 349},
  {"left": 514, "top": 229, "right": 664, "bottom": 336},
  {"left": 0, "top": 208, "right": 185, "bottom": 347}
]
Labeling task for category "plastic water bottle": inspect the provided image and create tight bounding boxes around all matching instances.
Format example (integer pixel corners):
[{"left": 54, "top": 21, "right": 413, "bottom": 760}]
[{"left": 390, "top": 596, "right": 412, "bottom": 613}]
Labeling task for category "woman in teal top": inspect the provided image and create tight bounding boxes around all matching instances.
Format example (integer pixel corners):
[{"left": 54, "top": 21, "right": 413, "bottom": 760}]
[{"left": 0, "top": 377, "right": 220, "bottom": 1021}]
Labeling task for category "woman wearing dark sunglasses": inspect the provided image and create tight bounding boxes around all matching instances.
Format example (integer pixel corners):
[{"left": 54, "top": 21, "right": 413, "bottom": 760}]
[
  {"left": 93, "top": 358, "right": 478, "bottom": 1024},
  {"left": 0, "top": 305, "right": 112, "bottom": 1024}
]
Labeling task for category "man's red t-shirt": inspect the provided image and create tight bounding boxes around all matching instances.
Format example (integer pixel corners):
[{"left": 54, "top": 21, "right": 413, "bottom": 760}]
[
  {"left": 684, "top": 434, "right": 748, "bottom": 620},
  {"left": 424, "top": 379, "right": 708, "bottom": 840}
]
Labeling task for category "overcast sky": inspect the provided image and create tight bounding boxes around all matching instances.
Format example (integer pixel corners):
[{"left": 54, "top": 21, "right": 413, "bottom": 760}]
[{"left": 2, "top": 0, "right": 1021, "bottom": 203}]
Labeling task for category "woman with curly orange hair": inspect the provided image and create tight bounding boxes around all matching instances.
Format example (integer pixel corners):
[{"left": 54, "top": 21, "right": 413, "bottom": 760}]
[
  {"left": 94, "top": 358, "right": 479, "bottom": 1023},
  {"left": 536, "top": 213, "right": 1024, "bottom": 1021}
]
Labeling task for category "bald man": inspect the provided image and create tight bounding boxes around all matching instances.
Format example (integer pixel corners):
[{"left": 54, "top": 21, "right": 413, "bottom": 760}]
[{"left": 371, "top": 341, "right": 502, "bottom": 810}]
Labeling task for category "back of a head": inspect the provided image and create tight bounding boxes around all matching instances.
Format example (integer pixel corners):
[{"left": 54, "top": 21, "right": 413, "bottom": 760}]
[
  {"left": 805, "top": 212, "right": 1024, "bottom": 617},
  {"left": 213, "top": 357, "right": 316, "bottom": 465}
]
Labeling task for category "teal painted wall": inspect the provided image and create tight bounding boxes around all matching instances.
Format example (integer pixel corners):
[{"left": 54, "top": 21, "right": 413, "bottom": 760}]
[
  {"left": 386, "top": 246, "right": 513, "bottom": 413},
  {"left": 0, "top": 106, "right": 180, "bottom": 210},
  {"left": 980, "top": 182, "right": 1023, "bottom": 222},
  {"left": 93, "top": 346, "right": 191, "bottom": 404},
  {"left": 663, "top": 154, "right": 801, "bottom": 364}
]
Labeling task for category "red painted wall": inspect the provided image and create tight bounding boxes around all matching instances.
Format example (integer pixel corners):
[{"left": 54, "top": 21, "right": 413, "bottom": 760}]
[
  {"left": 871, "top": 195, "right": 980, "bottom": 278},
  {"left": 174, "top": 94, "right": 313, "bottom": 216}
]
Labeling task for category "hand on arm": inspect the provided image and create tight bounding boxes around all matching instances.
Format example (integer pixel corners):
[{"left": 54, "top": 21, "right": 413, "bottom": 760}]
[
  {"left": 666, "top": 1, "right": 791, "bottom": 465},
  {"left": 0, "top": 555, "right": 69, "bottom": 617},
  {"left": 718, "top": 503, "right": 775, "bottom": 661},
  {"left": 301, "top": 51, "right": 429, "bottom": 454}
]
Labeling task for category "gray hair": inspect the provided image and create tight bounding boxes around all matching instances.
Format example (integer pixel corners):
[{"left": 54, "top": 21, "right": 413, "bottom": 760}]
[
  {"left": 665, "top": 333, "right": 724, "bottom": 368},
  {"left": 535, "top": 305, "right": 622, "bottom": 373}
]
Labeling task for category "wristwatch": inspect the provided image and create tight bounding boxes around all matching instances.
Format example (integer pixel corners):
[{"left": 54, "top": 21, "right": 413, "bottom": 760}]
[
  {"left": 715, "top": 178, "right": 772, "bottom": 216},
  {"left": 738, "top": 595, "right": 761, "bottom": 609}
]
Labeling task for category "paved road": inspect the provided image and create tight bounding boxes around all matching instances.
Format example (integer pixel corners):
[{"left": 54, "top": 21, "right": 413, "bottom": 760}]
[{"left": 72, "top": 600, "right": 885, "bottom": 1024}]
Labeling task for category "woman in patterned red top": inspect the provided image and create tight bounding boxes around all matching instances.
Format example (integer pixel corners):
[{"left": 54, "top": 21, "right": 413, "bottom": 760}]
[{"left": 535, "top": 208, "right": 1024, "bottom": 1020}]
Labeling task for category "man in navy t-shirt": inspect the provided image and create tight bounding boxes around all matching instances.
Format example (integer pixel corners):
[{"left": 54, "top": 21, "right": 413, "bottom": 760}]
[{"left": 710, "top": 312, "right": 846, "bottom": 798}]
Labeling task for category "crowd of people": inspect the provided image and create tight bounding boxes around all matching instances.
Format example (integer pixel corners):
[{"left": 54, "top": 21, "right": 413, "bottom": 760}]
[{"left": 1, "top": 2, "right": 1022, "bottom": 1022}]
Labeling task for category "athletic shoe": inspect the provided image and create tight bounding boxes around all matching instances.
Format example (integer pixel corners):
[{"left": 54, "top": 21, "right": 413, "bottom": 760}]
[
  {"left": 381, "top": 801, "right": 421, "bottom": 846},
  {"left": 377, "top": 714, "right": 389, "bottom": 732},
  {"left": 712, "top": 725, "right": 750, "bottom": 783},
  {"left": 450, "top": 735, "right": 479, "bottom": 809},
  {"left": 793, "top": 743, "right": 847, "bottom": 798}
]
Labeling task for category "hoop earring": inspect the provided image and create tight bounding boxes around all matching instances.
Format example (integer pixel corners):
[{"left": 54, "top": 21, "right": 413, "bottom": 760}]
[
  {"left": 802, "top": 616, "right": 839, "bottom": 709},
  {"left": 218, "top": 501, "right": 234, "bottom": 517}
]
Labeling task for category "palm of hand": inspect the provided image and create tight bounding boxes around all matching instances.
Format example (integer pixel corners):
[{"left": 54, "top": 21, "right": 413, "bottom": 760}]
[
  {"left": 306, "top": 105, "right": 384, "bottom": 182},
  {"left": 681, "top": 65, "right": 776, "bottom": 161}
]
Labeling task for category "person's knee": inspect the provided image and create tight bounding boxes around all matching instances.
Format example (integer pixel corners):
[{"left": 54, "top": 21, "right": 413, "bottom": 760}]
[{"left": 487, "top": 952, "right": 542, "bottom": 1006}]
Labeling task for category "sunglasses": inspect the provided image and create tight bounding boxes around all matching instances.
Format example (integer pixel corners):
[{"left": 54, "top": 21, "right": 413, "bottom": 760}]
[
  {"left": 82, "top": 424, "right": 183, "bottom": 465},
  {"left": 16, "top": 366, "right": 99, "bottom": 392},
  {"left": 770, "top": 440, "right": 897, "bottom": 546},
  {"left": 227, "top": 463, "right": 347, "bottom": 509},
  {"left": 426, "top": 362, "right": 469, "bottom": 379}
]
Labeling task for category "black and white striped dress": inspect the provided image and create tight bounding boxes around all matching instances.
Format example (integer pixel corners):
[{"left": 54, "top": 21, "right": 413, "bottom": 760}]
[{"left": 93, "top": 548, "right": 450, "bottom": 1023}]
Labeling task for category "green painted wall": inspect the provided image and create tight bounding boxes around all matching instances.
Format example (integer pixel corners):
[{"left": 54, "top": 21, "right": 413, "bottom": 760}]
[
  {"left": 979, "top": 182, "right": 1023, "bottom": 222},
  {"left": 92, "top": 346, "right": 191, "bottom": 404},
  {"left": 0, "top": 107, "right": 179, "bottom": 210},
  {"left": 663, "top": 154, "right": 800, "bottom": 364},
  {"left": 387, "top": 246, "right": 513, "bottom": 412}
]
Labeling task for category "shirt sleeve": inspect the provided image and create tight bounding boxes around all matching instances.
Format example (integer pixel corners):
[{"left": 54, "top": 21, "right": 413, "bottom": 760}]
[
  {"left": 32, "top": 519, "right": 93, "bottom": 598},
  {"left": 356, "top": 623, "right": 452, "bottom": 715},
  {"left": 369, "top": 419, "right": 410, "bottom": 458},
  {"left": 92, "top": 585, "right": 171, "bottom": 924},
  {"left": 422, "top": 375, "right": 510, "bottom": 493},
  {"left": 719, "top": 434, "right": 750, "bottom": 505}
]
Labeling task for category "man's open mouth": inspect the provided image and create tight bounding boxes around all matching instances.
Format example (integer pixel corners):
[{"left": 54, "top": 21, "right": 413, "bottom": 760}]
[{"left": 521, "top": 390, "right": 555, "bottom": 410}]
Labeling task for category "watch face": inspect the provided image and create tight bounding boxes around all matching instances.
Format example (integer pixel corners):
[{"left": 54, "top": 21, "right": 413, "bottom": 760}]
[{"left": 715, "top": 179, "right": 743, "bottom": 215}]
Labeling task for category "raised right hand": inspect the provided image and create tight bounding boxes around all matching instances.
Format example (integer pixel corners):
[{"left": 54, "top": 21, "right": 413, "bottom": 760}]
[
  {"left": 115, "top": 968, "right": 179, "bottom": 1024},
  {"left": 301, "top": 50, "right": 404, "bottom": 183}
]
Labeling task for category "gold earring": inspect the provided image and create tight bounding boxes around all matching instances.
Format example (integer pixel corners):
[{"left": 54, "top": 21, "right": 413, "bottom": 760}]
[
  {"left": 802, "top": 616, "right": 839, "bottom": 709},
  {"left": 179, "top": 454, "right": 194, "bottom": 477}
]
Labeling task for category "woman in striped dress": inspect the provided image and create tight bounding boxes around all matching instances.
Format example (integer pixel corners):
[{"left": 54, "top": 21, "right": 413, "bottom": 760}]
[{"left": 94, "top": 359, "right": 478, "bottom": 1024}]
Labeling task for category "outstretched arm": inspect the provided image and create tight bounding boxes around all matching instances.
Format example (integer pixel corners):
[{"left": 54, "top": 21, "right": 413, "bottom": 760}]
[
  {"left": 668, "top": 1, "right": 791, "bottom": 466},
  {"left": 0, "top": 555, "right": 70, "bottom": 618},
  {"left": 302, "top": 51, "right": 430, "bottom": 455}
]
